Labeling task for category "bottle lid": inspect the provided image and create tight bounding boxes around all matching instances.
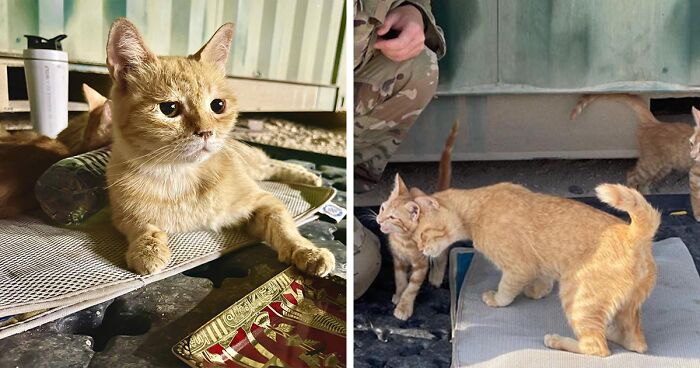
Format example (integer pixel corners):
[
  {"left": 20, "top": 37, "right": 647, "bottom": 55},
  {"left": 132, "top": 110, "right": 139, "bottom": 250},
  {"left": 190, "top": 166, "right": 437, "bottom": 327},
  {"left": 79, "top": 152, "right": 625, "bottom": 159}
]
[{"left": 24, "top": 34, "right": 67, "bottom": 51}]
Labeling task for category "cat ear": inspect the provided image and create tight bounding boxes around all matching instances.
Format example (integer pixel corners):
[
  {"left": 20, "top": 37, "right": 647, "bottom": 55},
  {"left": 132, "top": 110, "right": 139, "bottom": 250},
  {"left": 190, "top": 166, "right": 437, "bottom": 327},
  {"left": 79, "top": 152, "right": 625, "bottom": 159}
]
[
  {"left": 392, "top": 174, "right": 409, "bottom": 196},
  {"left": 106, "top": 18, "right": 157, "bottom": 88},
  {"left": 405, "top": 201, "right": 421, "bottom": 221},
  {"left": 410, "top": 187, "right": 428, "bottom": 197},
  {"left": 81, "top": 100, "right": 113, "bottom": 151},
  {"left": 82, "top": 84, "right": 107, "bottom": 111},
  {"left": 692, "top": 107, "right": 700, "bottom": 127},
  {"left": 191, "top": 23, "right": 235, "bottom": 74},
  {"left": 415, "top": 196, "right": 439, "bottom": 210}
]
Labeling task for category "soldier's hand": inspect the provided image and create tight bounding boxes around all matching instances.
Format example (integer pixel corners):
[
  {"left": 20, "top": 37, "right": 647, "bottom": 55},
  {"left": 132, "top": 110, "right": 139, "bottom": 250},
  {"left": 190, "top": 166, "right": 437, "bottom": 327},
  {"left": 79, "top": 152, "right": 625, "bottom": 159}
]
[{"left": 374, "top": 5, "right": 425, "bottom": 63}]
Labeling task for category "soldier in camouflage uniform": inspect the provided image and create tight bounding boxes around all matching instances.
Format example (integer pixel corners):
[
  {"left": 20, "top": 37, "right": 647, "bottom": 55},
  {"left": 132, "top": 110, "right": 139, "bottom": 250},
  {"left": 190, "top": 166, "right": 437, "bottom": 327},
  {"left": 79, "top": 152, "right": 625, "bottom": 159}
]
[
  {"left": 353, "top": 0, "right": 446, "bottom": 298},
  {"left": 354, "top": 0, "right": 446, "bottom": 193}
]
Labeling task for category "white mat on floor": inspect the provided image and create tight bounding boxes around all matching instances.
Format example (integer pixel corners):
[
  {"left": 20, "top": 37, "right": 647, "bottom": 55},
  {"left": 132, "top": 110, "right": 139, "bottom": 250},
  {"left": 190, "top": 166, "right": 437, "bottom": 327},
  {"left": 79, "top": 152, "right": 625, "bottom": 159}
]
[
  {"left": 0, "top": 182, "right": 335, "bottom": 339},
  {"left": 453, "top": 237, "right": 700, "bottom": 367}
]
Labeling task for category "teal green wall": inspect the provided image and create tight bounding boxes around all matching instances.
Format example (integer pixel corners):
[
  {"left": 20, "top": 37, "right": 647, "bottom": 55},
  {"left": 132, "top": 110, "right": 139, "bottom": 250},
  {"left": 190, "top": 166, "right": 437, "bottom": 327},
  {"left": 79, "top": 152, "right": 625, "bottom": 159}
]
[{"left": 435, "top": 0, "right": 700, "bottom": 94}]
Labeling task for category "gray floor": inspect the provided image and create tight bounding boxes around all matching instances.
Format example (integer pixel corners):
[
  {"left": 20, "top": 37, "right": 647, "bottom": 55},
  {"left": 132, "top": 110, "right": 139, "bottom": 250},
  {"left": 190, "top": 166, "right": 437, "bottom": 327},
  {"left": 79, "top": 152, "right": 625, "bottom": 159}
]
[
  {"left": 356, "top": 159, "right": 690, "bottom": 206},
  {"left": 354, "top": 158, "right": 696, "bottom": 368}
]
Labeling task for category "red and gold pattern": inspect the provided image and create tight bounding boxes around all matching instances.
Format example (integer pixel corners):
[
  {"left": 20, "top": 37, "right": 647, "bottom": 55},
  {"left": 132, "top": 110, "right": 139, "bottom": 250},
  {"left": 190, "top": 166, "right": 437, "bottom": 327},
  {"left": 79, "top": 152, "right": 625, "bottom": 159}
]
[{"left": 173, "top": 267, "right": 346, "bottom": 368}]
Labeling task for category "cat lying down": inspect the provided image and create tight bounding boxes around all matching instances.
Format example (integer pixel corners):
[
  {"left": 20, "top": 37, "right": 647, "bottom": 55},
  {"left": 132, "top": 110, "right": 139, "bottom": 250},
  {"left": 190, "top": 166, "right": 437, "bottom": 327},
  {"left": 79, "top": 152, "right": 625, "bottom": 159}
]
[
  {"left": 104, "top": 18, "right": 334, "bottom": 276},
  {"left": 409, "top": 181, "right": 659, "bottom": 357}
]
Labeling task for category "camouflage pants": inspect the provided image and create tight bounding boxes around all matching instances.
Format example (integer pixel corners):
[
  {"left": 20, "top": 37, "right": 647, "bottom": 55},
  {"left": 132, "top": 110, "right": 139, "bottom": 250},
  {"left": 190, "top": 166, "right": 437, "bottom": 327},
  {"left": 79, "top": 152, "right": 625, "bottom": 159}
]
[{"left": 354, "top": 47, "right": 439, "bottom": 193}]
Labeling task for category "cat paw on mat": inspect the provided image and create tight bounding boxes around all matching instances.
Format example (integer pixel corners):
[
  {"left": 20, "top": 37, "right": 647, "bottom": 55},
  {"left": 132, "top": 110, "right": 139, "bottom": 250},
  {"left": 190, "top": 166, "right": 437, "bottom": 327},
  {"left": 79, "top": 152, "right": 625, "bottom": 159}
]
[
  {"left": 291, "top": 246, "right": 335, "bottom": 277},
  {"left": 126, "top": 230, "right": 171, "bottom": 275}
]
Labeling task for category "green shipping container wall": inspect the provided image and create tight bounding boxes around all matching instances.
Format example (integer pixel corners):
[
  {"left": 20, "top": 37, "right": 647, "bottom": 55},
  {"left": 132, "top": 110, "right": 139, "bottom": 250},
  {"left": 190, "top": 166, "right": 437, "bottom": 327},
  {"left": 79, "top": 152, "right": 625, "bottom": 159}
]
[
  {"left": 394, "top": 0, "right": 700, "bottom": 162},
  {"left": 435, "top": 0, "right": 700, "bottom": 94},
  {"left": 0, "top": 0, "right": 346, "bottom": 111}
]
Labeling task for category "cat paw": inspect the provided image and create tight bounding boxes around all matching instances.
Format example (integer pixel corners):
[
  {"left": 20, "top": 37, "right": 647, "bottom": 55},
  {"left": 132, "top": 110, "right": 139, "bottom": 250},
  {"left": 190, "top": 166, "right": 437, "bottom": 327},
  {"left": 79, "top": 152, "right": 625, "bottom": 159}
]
[
  {"left": 544, "top": 334, "right": 562, "bottom": 349},
  {"left": 524, "top": 281, "right": 553, "bottom": 300},
  {"left": 292, "top": 246, "right": 336, "bottom": 277},
  {"left": 126, "top": 230, "right": 170, "bottom": 275},
  {"left": 481, "top": 290, "right": 501, "bottom": 307},
  {"left": 393, "top": 303, "right": 413, "bottom": 320},
  {"left": 392, "top": 294, "right": 400, "bottom": 304},
  {"left": 693, "top": 212, "right": 700, "bottom": 223}
]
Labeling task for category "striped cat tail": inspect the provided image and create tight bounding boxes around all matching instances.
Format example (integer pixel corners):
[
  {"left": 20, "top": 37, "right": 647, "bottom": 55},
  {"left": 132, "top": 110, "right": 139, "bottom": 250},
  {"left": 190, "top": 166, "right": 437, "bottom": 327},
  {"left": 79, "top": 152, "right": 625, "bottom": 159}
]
[
  {"left": 570, "top": 94, "right": 660, "bottom": 125},
  {"left": 437, "top": 120, "right": 460, "bottom": 191},
  {"left": 595, "top": 183, "right": 661, "bottom": 245}
]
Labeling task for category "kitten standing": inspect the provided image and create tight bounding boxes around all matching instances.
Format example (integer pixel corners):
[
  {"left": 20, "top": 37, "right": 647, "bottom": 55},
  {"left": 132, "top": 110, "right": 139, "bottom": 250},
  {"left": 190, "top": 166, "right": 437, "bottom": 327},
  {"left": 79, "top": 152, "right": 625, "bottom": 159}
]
[
  {"left": 411, "top": 183, "right": 659, "bottom": 357},
  {"left": 104, "top": 19, "right": 334, "bottom": 276},
  {"left": 376, "top": 121, "right": 458, "bottom": 320}
]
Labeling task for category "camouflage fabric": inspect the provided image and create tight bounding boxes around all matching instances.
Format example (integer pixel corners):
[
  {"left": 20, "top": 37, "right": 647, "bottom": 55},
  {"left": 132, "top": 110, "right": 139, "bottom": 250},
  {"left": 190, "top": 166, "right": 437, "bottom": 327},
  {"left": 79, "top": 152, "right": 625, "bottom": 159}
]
[{"left": 354, "top": 0, "right": 445, "bottom": 193}]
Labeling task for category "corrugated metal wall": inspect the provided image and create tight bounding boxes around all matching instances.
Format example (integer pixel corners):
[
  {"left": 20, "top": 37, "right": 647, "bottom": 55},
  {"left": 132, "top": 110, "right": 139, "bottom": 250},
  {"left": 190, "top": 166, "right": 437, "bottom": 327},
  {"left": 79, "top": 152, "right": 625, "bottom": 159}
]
[
  {"left": 0, "top": 0, "right": 345, "bottom": 86},
  {"left": 434, "top": 0, "right": 700, "bottom": 94},
  {"left": 395, "top": 0, "right": 700, "bottom": 161}
]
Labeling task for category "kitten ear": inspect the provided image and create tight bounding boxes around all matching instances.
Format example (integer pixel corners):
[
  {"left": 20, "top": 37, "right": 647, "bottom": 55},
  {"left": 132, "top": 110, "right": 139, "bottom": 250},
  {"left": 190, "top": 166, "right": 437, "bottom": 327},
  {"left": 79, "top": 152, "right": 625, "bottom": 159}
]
[
  {"left": 692, "top": 107, "right": 700, "bottom": 127},
  {"left": 191, "top": 23, "right": 235, "bottom": 74},
  {"left": 392, "top": 174, "right": 409, "bottom": 196},
  {"left": 405, "top": 201, "right": 421, "bottom": 221},
  {"left": 106, "top": 18, "right": 157, "bottom": 88},
  {"left": 81, "top": 100, "right": 113, "bottom": 151},
  {"left": 415, "top": 196, "right": 439, "bottom": 210},
  {"left": 410, "top": 187, "right": 428, "bottom": 197},
  {"left": 82, "top": 84, "right": 107, "bottom": 111}
]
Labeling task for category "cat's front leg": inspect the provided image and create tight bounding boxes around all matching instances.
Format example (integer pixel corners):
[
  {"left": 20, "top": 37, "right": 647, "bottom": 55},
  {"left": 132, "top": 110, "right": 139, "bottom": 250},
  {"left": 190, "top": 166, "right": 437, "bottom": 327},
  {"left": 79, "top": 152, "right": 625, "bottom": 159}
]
[
  {"left": 690, "top": 168, "right": 700, "bottom": 221},
  {"left": 482, "top": 271, "right": 529, "bottom": 308},
  {"left": 428, "top": 251, "right": 448, "bottom": 287},
  {"left": 123, "top": 223, "right": 171, "bottom": 275},
  {"left": 248, "top": 193, "right": 335, "bottom": 276},
  {"left": 393, "top": 258, "right": 428, "bottom": 320},
  {"left": 392, "top": 256, "right": 409, "bottom": 304}
]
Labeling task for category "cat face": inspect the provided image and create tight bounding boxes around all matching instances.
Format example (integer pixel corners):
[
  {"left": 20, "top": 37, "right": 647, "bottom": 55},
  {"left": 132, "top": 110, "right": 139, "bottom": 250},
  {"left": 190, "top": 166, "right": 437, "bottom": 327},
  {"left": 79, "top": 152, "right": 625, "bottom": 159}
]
[
  {"left": 377, "top": 174, "right": 421, "bottom": 234},
  {"left": 690, "top": 107, "right": 700, "bottom": 161},
  {"left": 106, "top": 19, "right": 238, "bottom": 164},
  {"left": 411, "top": 196, "right": 459, "bottom": 257}
]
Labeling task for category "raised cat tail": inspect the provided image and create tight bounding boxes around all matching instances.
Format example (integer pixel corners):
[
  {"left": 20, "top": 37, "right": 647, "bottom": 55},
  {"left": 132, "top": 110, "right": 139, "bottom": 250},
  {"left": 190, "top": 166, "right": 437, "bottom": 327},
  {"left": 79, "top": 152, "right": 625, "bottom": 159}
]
[
  {"left": 570, "top": 94, "right": 660, "bottom": 125},
  {"left": 595, "top": 183, "right": 661, "bottom": 244},
  {"left": 437, "top": 120, "right": 460, "bottom": 191}
]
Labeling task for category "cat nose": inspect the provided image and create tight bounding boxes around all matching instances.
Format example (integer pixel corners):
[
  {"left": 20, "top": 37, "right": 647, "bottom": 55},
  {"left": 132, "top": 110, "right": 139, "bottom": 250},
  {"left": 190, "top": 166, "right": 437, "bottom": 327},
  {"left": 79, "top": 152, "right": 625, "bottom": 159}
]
[{"left": 194, "top": 130, "right": 213, "bottom": 140}]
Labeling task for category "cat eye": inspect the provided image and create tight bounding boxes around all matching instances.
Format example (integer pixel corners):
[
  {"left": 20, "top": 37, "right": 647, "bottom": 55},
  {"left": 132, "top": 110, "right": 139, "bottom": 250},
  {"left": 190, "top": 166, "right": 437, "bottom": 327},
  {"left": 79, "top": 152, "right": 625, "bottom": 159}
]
[
  {"left": 159, "top": 101, "right": 181, "bottom": 117},
  {"left": 210, "top": 99, "right": 226, "bottom": 114}
]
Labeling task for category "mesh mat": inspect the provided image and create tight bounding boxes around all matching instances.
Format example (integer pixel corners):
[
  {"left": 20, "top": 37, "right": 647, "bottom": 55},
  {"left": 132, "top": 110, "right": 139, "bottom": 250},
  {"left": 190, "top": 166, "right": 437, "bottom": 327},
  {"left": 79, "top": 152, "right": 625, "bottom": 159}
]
[
  {"left": 0, "top": 182, "right": 334, "bottom": 324},
  {"left": 453, "top": 238, "right": 700, "bottom": 367}
]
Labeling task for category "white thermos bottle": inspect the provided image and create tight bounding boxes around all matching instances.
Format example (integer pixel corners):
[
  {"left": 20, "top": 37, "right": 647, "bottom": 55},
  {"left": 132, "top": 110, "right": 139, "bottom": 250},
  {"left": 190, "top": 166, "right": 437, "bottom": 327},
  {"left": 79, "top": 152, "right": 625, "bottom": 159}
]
[{"left": 23, "top": 34, "right": 68, "bottom": 138}]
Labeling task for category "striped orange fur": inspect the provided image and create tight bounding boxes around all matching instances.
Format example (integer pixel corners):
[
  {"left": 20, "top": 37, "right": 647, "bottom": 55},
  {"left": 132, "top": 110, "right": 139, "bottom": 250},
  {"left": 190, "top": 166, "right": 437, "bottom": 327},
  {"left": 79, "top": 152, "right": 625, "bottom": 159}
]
[
  {"left": 412, "top": 183, "right": 659, "bottom": 357},
  {"left": 571, "top": 94, "right": 695, "bottom": 193},
  {"left": 376, "top": 121, "right": 458, "bottom": 320}
]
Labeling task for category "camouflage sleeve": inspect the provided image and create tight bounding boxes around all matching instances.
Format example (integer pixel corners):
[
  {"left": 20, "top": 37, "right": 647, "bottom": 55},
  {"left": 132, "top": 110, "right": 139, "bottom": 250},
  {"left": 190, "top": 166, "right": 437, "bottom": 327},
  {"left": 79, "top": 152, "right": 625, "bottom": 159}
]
[{"left": 392, "top": 0, "right": 446, "bottom": 59}]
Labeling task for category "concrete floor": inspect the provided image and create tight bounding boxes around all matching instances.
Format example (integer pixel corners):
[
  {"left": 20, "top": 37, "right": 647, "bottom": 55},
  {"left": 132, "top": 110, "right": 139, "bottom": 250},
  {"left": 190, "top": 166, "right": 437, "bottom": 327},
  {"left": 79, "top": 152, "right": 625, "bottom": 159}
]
[
  {"left": 354, "top": 158, "right": 698, "bottom": 368},
  {"left": 356, "top": 159, "right": 690, "bottom": 206}
]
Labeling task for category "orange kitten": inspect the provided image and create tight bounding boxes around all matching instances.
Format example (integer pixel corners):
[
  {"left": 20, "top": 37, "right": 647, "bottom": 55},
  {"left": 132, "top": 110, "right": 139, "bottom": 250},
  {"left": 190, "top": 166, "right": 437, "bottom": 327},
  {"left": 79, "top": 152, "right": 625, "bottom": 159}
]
[
  {"left": 104, "top": 19, "right": 334, "bottom": 276},
  {"left": 0, "top": 84, "right": 111, "bottom": 218},
  {"left": 376, "top": 121, "right": 458, "bottom": 320},
  {"left": 411, "top": 182, "right": 659, "bottom": 357},
  {"left": 571, "top": 94, "right": 694, "bottom": 193}
]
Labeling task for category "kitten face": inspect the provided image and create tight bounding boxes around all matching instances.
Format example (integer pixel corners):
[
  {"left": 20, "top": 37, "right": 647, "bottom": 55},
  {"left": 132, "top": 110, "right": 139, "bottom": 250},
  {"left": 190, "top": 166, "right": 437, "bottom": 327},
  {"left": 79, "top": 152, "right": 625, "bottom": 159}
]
[
  {"left": 377, "top": 174, "right": 420, "bottom": 234},
  {"left": 107, "top": 19, "right": 237, "bottom": 164},
  {"left": 117, "top": 59, "right": 237, "bottom": 163},
  {"left": 411, "top": 198, "right": 454, "bottom": 257}
]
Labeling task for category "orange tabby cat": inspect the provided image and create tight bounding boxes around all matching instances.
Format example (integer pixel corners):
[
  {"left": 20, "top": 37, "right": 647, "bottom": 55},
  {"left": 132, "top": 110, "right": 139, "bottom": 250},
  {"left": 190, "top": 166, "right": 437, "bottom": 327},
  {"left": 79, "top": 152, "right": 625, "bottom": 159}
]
[
  {"left": 376, "top": 121, "right": 458, "bottom": 320},
  {"left": 104, "top": 19, "right": 334, "bottom": 276},
  {"left": 411, "top": 183, "right": 659, "bottom": 357},
  {"left": 571, "top": 93, "right": 694, "bottom": 193},
  {"left": 0, "top": 84, "right": 111, "bottom": 218}
]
